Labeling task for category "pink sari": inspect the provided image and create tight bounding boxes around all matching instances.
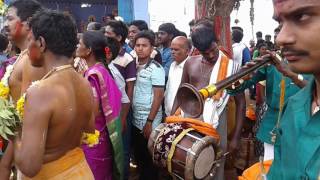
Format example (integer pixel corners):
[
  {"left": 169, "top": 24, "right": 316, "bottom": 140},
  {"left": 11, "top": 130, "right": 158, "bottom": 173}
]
[{"left": 82, "top": 63, "right": 123, "bottom": 180}]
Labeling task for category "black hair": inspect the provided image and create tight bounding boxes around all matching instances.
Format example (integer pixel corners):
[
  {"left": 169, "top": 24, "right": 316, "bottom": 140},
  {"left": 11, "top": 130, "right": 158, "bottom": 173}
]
[
  {"left": 0, "top": 33, "right": 9, "bottom": 52},
  {"left": 106, "top": 20, "right": 128, "bottom": 45},
  {"left": 232, "top": 26, "right": 243, "bottom": 32},
  {"left": 29, "top": 9, "right": 77, "bottom": 58},
  {"left": 134, "top": 30, "right": 155, "bottom": 47},
  {"left": 82, "top": 31, "right": 116, "bottom": 78},
  {"left": 191, "top": 26, "right": 217, "bottom": 52},
  {"left": 195, "top": 18, "right": 214, "bottom": 29},
  {"left": 256, "top": 31, "right": 263, "bottom": 38},
  {"left": 105, "top": 37, "right": 120, "bottom": 60},
  {"left": 189, "top": 19, "right": 196, "bottom": 27},
  {"left": 87, "top": 22, "right": 102, "bottom": 31},
  {"left": 256, "top": 39, "right": 265, "bottom": 48},
  {"left": 8, "top": 0, "right": 43, "bottom": 21},
  {"left": 232, "top": 29, "right": 244, "bottom": 43},
  {"left": 82, "top": 31, "right": 108, "bottom": 61},
  {"left": 129, "top": 20, "right": 148, "bottom": 31},
  {"left": 257, "top": 43, "right": 267, "bottom": 50},
  {"left": 158, "top": 23, "right": 177, "bottom": 35},
  {"left": 178, "top": 31, "right": 187, "bottom": 38}
]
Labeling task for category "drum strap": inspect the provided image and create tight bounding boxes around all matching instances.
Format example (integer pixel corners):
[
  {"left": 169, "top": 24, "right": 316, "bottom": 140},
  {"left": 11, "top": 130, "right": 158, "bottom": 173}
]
[
  {"left": 166, "top": 116, "right": 220, "bottom": 140},
  {"left": 167, "top": 128, "right": 194, "bottom": 174}
]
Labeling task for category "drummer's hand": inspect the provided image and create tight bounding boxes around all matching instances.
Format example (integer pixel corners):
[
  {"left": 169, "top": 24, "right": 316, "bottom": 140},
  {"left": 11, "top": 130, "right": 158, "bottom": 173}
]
[
  {"left": 228, "top": 137, "right": 240, "bottom": 155},
  {"left": 143, "top": 122, "right": 152, "bottom": 139}
]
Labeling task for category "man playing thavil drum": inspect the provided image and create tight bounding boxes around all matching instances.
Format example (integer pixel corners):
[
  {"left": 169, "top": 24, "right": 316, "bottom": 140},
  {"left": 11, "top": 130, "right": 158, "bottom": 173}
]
[
  {"left": 266, "top": 0, "right": 320, "bottom": 179},
  {"left": 172, "top": 20, "right": 246, "bottom": 180},
  {"left": 1, "top": 9, "right": 95, "bottom": 179}
]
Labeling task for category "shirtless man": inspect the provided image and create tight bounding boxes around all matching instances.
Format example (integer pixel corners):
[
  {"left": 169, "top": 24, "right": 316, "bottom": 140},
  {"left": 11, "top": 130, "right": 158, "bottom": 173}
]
[
  {"left": 3, "top": 0, "right": 45, "bottom": 102},
  {"left": 172, "top": 22, "right": 245, "bottom": 180},
  {"left": 0, "top": 9, "right": 95, "bottom": 179}
]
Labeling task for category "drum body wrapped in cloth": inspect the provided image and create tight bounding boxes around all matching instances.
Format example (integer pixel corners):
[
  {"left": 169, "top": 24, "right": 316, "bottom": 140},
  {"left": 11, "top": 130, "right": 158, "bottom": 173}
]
[{"left": 148, "top": 116, "right": 222, "bottom": 180}]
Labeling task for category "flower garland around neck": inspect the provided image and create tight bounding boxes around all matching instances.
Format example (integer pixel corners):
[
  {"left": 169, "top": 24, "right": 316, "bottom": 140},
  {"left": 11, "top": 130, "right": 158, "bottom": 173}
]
[
  {"left": 0, "top": 64, "right": 13, "bottom": 99},
  {"left": 0, "top": 50, "right": 27, "bottom": 100},
  {"left": 13, "top": 64, "right": 100, "bottom": 147}
]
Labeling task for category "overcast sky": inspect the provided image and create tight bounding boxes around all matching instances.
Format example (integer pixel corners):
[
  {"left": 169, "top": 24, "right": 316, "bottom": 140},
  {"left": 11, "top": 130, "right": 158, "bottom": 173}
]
[
  {"left": 149, "top": 0, "right": 279, "bottom": 46},
  {"left": 230, "top": 0, "right": 279, "bottom": 46}
]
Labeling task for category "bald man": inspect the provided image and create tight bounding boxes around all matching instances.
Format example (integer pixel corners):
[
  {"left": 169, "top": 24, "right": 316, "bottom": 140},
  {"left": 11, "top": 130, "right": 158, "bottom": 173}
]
[{"left": 164, "top": 36, "right": 191, "bottom": 116}]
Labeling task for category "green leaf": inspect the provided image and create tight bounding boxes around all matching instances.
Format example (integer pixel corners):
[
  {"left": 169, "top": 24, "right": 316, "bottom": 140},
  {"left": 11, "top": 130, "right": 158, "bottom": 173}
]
[
  {"left": 4, "top": 126, "right": 14, "bottom": 135},
  {"left": 0, "top": 111, "right": 10, "bottom": 119},
  {"left": 1, "top": 131, "right": 8, "bottom": 140}
]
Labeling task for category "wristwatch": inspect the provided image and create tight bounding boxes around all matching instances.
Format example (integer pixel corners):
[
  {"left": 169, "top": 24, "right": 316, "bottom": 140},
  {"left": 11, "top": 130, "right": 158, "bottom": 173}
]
[
  {"left": 297, "top": 74, "right": 304, "bottom": 81},
  {"left": 147, "top": 118, "right": 153, "bottom": 123}
]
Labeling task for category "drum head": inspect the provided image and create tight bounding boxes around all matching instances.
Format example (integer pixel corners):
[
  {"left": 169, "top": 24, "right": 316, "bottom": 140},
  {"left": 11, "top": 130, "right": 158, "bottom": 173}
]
[{"left": 194, "top": 145, "right": 215, "bottom": 179}]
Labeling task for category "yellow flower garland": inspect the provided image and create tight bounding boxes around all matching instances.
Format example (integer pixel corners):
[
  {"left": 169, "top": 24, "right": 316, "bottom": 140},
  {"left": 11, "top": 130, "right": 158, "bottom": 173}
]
[
  {"left": 0, "top": 82, "right": 9, "bottom": 99},
  {"left": 16, "top": 94, "right": 25, "bottom": 121},
  {"left": 82, "top": 130, "right": 100, "bottom": 147}
]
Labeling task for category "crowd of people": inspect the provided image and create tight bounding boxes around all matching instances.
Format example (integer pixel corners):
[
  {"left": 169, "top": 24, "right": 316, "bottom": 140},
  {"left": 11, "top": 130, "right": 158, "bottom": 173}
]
[{"left": 0, "top": 0, "right": 319, "bottom": 179}]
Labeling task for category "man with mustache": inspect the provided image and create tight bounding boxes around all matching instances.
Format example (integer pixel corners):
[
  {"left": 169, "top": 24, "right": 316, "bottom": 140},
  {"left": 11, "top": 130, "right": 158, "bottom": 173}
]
[
  {"left": 1, "top": 9, "right": 95, "bottom": 179},
  {"left": 229, "top": 50, "right": 309, "bottom": 161},
  {"left": 266, "top": 0, "right": 320, "bottom": 179},
  {"left": 0, "top": 0, "right": 44, "bottom": 177},
  {"left": 1, "top": 0, "right": 45, "bottom": 102},
  {"left": 164, "top": 36, "right": 191, "bottom": 117},
  {"left": 229, "top": 22, "right": 310, "bottom": 166},
  {"left": 172, "top": 22, "right": 246, "bottom": 180}
]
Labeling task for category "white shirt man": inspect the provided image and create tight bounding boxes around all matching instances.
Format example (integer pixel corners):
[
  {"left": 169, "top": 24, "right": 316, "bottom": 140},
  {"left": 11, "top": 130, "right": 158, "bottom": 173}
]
[
  {"left": 232, "top": 29, "right": 251, "bottom": 66},
  {"left": 165, "top": 59, "right": 188, "bottom": 116},
  {"left": 164, "top": 36, "right": 191, "bottom": 116}
]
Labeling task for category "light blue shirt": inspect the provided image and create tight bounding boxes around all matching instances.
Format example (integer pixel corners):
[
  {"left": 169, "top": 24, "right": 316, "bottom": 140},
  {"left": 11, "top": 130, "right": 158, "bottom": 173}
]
[{"left": 132, "top": 60, "right": 165, "bottom": 130}]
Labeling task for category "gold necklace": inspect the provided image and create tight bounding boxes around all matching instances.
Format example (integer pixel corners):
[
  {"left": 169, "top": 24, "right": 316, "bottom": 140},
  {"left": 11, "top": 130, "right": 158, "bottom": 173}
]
[
  {"left": 16, "top": 64, "right": 73, "bottom": 120},
  {"left": 41, "top": 64, "right": 73, "bottom": 80}
]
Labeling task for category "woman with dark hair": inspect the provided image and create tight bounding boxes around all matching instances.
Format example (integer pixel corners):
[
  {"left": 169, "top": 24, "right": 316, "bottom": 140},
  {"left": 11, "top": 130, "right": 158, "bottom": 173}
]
[{"left": 76, "top": 31, "right": 123, "bottom": 180}]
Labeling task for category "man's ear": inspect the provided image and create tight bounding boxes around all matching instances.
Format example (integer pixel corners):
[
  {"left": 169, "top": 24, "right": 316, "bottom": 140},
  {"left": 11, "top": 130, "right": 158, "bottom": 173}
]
[
  {"left": 24, "top": 17, "right": 32, "bottom": 31},
  {"left": 116, "top": 35, "right": 122, "bottom": 43},
  {"left": 38, "top": 36, "right": 46, "bottom": 53},
  {"left": 169, "top": 34, "right": 174, "bottom": 40}
]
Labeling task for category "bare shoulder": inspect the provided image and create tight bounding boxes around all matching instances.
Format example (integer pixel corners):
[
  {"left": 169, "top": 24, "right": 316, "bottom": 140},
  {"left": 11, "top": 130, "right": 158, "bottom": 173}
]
[
  {"left": 186, "top": 55, "right": 202, "bottom": 65},
  {"left": 184, "top": 55, "right": 201, "bottom": 71}
]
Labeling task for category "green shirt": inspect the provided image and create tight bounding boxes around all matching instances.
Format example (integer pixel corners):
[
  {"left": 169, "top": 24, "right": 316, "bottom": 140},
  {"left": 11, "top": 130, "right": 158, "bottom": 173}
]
[
  {"left": 268, "top": 77, "right": 320, "bottom": 179},
  {"left": 228, "top": 65, "right": 307, "bottom": 144}
]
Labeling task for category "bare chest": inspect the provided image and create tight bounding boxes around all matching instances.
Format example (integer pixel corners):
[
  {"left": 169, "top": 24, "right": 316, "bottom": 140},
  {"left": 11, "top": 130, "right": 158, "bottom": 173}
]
[{"left": 189, "top": 62, "right": 214, "bottom": 89}]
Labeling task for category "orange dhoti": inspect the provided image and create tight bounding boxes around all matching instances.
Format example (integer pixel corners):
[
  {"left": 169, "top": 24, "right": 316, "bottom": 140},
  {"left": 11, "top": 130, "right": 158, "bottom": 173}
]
[
  {"left": 20, "top": 148, "right": 94, "bottom": 180},
  {"left": 238, "top": 160, "right": 273, "bottom": 180}
]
